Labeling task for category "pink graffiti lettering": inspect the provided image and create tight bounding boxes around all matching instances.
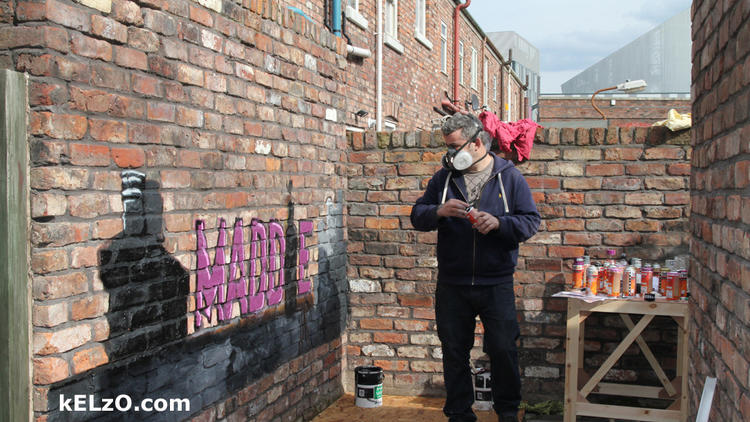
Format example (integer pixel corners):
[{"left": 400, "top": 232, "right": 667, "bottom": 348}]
[
  {"left": 267, "top": 221, "right": 285, "bottom": 306},
  {"left": 248, "top": 219, "right": 267, "bottom": 313},
  {"left": 195, "top": 219, "right": 227, "bottom": 327},
  {"left": 298, "top": 220, "right": 313, "bottom": 295},
  {"left": 194, "top": 218, "right": 313, "bottom": 329}
]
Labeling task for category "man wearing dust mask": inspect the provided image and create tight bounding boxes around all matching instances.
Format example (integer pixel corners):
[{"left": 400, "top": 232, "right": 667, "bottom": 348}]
[{"left": 410, "top": 113, "right": 540, "bottom": 422}]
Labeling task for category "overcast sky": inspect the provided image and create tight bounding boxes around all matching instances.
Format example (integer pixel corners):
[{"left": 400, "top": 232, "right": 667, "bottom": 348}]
[{"left": 466, "top": 0, "right": 692, "bottom": 93}]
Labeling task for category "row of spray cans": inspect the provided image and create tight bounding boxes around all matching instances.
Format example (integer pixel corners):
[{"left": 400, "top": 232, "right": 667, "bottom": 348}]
[{"left": 571, "top": 249, "right": 688, "bottom": 300}]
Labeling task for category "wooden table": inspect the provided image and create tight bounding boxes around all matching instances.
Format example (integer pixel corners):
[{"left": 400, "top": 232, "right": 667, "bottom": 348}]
[{"left": 563, "top": 297, "right": 689, "bottom": 422}]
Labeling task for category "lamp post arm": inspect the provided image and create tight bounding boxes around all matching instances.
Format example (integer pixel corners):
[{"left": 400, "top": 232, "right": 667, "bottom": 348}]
[{"left": 591, "top": 86, "right": 616, "bottom": 120}]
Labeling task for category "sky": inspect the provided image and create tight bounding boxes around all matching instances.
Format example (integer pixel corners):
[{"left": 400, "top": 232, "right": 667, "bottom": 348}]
[{"left": 465, "top": 0, "right": 693, "bottom": 93}]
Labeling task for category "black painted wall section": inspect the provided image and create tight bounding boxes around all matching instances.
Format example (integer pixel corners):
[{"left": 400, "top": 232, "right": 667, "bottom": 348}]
[{"left": 44, "top": 175, "right": 348, "bottom": 421}]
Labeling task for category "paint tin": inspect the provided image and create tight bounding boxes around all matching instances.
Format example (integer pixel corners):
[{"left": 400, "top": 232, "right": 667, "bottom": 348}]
[
  {"left": 473, "top": 367, "right": 493, "bottom": 411},
  {"left": 355, "top": 366, "right": 384, "bottom": 408}
]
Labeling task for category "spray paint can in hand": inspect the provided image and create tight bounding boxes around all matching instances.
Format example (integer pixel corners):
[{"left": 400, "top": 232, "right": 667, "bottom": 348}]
[{"left": 465, "top": 206, "right": 479, "bottom": 225}]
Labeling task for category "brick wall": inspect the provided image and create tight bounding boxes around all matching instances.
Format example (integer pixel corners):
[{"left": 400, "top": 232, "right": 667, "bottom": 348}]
[
  {"left": 2, "top": 0, "right": 349, "bottom": 420},
  {"left": 688, "top": 0, "right": 750, "bottom": 420},
  {"left": 539, "top": 96, "right": 692, "bottom": 127},
  {"left": 345, "top": 125, "right": 692, "bottom": 401},
  {"left": 341, "top": 0, "right": 524, "bottom": 132}
]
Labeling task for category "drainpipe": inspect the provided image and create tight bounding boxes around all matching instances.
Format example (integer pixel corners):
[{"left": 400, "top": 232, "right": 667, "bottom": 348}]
[
  {"left": 332, "top": 0, "right": 342, "bottom": 36},
  {"left": 453, "top": 0, "right": 471, "bottom": 105},
  {"left": 376, "top": 0, "right": 383, "bottom": 130}
]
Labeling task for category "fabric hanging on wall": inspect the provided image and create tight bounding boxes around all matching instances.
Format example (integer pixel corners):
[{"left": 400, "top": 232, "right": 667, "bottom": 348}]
[{"left": 478, "top": 111, "right": 541, "bottom": 162}]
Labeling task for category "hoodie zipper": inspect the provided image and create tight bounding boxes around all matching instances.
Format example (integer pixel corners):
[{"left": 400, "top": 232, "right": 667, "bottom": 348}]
[
  {"left": 451, "top": 165, "right": 505, "bottom": 287},
  {"left": 472, "top": 170, "right": 500, "bottom": 286},
  {"left": 449, "top": 177, "right": 477, "bottom": 286}
]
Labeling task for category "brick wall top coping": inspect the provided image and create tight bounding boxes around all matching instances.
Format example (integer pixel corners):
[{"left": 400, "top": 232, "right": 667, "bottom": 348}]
[{"left": 348, "top": 126, "right": 691, "bottom": 151}]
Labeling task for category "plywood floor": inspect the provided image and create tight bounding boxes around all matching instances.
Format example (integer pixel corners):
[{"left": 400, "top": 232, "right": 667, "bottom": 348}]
[{"left": 311, "top": 394, "right": 505, "bottom": 422}]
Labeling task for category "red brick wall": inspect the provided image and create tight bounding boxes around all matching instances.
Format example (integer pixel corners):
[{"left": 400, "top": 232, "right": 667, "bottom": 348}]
[
  {"left": 689, "top": 0, "right": 750, "bottom": 420},
  {"left": 345, "top": 126, "right": 692, "bottom": 400},
  {"left": 342, "top": 0, "right": 524, "bottom": 131},
  {"left": 3, "top": 0, "right": 349, "bottom": 420},
  {"left": 539, "top": 96, "right": 692, "bottom": 127}
]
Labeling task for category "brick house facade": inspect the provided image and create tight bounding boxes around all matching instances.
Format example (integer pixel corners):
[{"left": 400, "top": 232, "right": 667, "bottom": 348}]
[{"left": 334, "top": 0, "right": 526, "bottom": 131}]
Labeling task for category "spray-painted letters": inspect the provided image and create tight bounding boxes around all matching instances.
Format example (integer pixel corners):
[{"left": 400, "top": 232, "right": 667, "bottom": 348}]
[{"left": 194, "top": 218, "right": 313, "bottom": 329}]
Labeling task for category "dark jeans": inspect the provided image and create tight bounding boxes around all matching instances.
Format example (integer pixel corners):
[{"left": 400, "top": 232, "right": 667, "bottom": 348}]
[{"left": 435, "top": 282, "right": 521, "bottom": 421}]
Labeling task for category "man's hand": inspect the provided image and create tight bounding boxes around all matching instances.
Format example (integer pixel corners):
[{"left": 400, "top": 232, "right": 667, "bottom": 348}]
[
  {"left": 472, "top": 211, "right": 500, "bottom": 234},
  {"left": 436, "top": 199, "right": 470, "bottom": 218}
]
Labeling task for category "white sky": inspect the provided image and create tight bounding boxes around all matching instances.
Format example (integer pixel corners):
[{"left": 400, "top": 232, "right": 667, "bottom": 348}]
[{"left": 465, "top": 0, "right": 693, "bottom": 93}]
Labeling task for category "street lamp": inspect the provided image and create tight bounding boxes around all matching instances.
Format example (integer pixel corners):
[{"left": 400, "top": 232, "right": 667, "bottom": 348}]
[{"left": 590, "top": 79, "right": 647, "bottom": 120}]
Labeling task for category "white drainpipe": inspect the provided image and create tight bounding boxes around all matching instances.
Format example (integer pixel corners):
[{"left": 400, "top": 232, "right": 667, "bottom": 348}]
[{"left": 376, "top": 0, "right": 383, "bottom": 131}]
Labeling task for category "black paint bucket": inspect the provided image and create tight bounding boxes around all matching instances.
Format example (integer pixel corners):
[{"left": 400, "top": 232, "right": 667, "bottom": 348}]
[{"left": 354, "top": 366, "right": 383, "bottom": 408}]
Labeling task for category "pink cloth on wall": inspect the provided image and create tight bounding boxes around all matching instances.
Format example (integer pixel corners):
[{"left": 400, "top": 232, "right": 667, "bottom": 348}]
[{"left": 479, "top": 111, "right": 541, "bottom": 162}]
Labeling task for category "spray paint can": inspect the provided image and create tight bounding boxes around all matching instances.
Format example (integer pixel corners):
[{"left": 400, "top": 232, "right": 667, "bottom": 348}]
[
  {"left": 679, "top": 270, "right": 688, "bottom": 298},
  {"left": 586, "top": 264, "right": 599, "bottom": 295},
  {"left": 572, "top": 257, "right": 585, "bottom": 289},
  {"left": 610, "top": 266, "right": 623, "bottom": 297},
  {"left": 465, "top": 206, "right": 479, "bottom": 225},
  {"left": 665, "top": 270, "right": 679, "bottom": 300},
  {"left": 624, "top": 266, "right": 636, "bottom": 297},
  {"left": 641, "top": 265, "right": 653, "bottom": 294},
  {"left": 652, "top": 264, "right": 661, "bottom": 294}
]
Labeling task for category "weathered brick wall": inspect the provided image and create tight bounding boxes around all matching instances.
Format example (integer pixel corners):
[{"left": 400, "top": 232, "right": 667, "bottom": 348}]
[
  {"left": 2, "top": 0, "right": 349, "bottom": 420},
  {"left": 345, "top": 125, "right": 692, "bottom": 401},
  {"left": 689, "top": 0, "right": 750, "bottom": 420},
  {"left": 539, "top": 96, "right": 692, "bottom": 127},
  {"left": 342, "top": 0, "right": 524, "bottom": 132}
]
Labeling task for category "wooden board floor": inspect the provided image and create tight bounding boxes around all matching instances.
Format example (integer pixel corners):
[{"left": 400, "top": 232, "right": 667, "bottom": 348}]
[{"left": 311, "top": 394, "right": 502, "bottom": 422}]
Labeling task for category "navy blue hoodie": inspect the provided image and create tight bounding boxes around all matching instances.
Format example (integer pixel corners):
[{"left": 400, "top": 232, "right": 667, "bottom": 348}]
[{"left": 410, "top": 153, "right": 540, "bottom": 285}]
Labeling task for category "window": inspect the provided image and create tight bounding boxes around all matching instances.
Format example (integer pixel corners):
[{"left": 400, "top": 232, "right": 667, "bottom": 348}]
[
  {"left": 459, "top": 42, "right": 464, "bottom": 85},
  {"left": 470, "top": 47, "right": 477, "bottom": 90},
  {"left": 345, "top": 0, "right": 368, "bottom": 30},
  {"left": 493, "top": 75, "right": 497, "bottom": 102},
  {"left": 483, "top": 59, "right": 488, "bottom": 103},
  {"left": 440, "top": 22, "right": 447, "bottom": 74},
  {"left": 385, "top": 0, "right": 397, "bottom": 37},
  {"left": 384, "top": 0, "right": 404, "bottom": 53},
  {"left": 414, "top": 0, "right": 432, "bottom": 49}
]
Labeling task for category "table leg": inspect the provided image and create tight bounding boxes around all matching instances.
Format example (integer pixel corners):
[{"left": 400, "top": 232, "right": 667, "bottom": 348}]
[{"left": 564, "top": 299, "right": 582, "bottom": 422}]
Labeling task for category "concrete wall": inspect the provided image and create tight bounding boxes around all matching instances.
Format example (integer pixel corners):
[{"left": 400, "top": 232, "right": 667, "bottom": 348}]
[
  {"left": 2, "top": 0, "right": 348, "bottom": 420},
  {"left": 345, "top": 126, "right": 692, "bottom": 401},
  {"left": 688, "top": 0, "right": 750, "bottom": 420}
]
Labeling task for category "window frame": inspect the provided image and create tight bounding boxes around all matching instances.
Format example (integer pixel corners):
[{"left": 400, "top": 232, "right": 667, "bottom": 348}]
[
  {"left": 414, "top": 0, "right": 432, "bottom": 49},
  {"left": 459, "top": 41, "right": 464, "bottom": 85},
  {"left": 439, "top": 22, "right": 448, "bottom": 74},
  {"left": 384, "top": 0, "right": 404, "bottom": 53},
  {"left": 493, "top": 74, "right": 497, "bottom": 103},
  {"left": 345, "top": 0, "right": 368, "bottom": 30},
  {"left": 470, "top": 47, "right": 478, "bottom": 90},
  {"left": 483, "top": 58, "right": 488, "bottom": 104}
]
